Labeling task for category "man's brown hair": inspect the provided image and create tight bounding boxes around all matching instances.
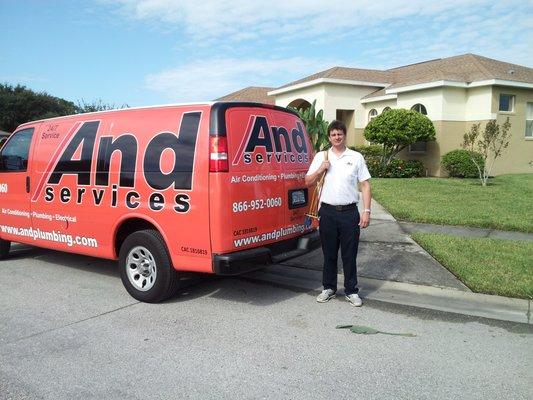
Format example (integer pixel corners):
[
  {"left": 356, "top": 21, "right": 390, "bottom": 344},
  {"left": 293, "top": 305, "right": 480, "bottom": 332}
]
[{"left": 327, "top": 120, "right": 346, "bottom": 135}]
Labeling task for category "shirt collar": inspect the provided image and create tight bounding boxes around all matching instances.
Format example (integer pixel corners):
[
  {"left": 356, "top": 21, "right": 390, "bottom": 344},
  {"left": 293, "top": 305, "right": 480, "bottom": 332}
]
[{"left": 329, "top": 147, "right": 352, "bottom": 159}]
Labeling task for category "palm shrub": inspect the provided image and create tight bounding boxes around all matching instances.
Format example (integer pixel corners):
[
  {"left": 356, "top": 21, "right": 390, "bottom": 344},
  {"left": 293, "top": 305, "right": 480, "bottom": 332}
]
[{"left": 291, "top": 100, "right": 329, "bottom": 152}]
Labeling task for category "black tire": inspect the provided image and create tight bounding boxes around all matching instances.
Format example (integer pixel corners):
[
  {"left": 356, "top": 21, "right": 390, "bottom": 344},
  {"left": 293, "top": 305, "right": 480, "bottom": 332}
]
[
  {"left": 0, "top": 239, "right": 10, "bottom": 260},
  {"left": 119, "top": 229, "right": 179, "bottom": 303}
]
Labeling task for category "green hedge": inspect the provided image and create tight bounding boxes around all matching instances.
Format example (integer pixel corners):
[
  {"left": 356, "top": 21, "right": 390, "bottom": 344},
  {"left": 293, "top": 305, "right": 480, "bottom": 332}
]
[
  {"left": 353, "top": 144, "right": 383, "bottom": 158},
  {"left": 352, "top": 145, "right": 425, "bottom": 178},
  {"left": 441, "top": 149, "right": 484, "bottom": 178},
  {"left": 368, "top": 158, "right": 425, "bottom": 178}
]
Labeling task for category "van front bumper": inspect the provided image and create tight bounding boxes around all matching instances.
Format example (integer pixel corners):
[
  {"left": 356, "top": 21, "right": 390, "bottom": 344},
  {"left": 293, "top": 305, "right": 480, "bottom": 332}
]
[{"left": 212, "top": 230, "right": 320, "bottom": 275}]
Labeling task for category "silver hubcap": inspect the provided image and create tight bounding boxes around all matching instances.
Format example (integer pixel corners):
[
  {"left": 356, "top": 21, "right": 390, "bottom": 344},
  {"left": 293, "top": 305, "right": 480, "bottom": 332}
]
[{"left": 126, "top": 246, "right": 157, "bottom": 291}]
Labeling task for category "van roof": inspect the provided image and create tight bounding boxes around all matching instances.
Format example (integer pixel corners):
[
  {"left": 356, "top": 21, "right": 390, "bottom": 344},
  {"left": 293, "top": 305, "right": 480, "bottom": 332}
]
[
  {"left": 16, "top": 101, "right": 299, "bottom": 130},
  {"left": 17, "top": 102, "right": 216, "bottom": 128}
]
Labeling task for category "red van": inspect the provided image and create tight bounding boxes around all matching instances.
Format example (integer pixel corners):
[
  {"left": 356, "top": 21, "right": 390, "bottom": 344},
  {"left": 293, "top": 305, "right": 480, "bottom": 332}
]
[{"left": 0, "top": 102, "right": 319, "bottom": 302}]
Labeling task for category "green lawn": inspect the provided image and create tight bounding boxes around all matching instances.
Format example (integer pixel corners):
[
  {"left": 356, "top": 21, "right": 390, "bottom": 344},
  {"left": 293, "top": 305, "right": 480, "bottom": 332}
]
[
  {"left": 371, "top": 174, "right": 533, "bottom": 233},
  {"left": 412, "top": 233, "right": 533, "bottom": 299}
]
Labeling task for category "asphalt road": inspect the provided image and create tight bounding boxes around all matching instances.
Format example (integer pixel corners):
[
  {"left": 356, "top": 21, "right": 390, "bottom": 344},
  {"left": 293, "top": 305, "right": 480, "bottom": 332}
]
[{"left": 1, "top": 245, "right": 532, "bottom": 400}]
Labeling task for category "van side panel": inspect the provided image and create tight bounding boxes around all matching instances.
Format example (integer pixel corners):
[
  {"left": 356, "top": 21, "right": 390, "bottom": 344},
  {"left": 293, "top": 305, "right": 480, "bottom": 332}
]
[
  {"left": 28, "top": 106, "right": 213, "bottom": 272},
  {"left": 209, "top": 105, "right": 313, "bottom": 255}
]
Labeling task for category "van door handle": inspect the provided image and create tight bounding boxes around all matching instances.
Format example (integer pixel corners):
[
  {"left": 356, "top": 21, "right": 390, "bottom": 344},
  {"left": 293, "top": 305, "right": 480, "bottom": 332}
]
[{"left": 26, "top": 176, "right": 30, "bottom": 193}]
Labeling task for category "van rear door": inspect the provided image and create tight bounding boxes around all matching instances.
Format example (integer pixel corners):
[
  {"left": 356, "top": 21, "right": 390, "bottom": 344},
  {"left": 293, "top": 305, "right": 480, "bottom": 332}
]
[{"left": 208, "top": 103, "right": 313, "bottom": 256}]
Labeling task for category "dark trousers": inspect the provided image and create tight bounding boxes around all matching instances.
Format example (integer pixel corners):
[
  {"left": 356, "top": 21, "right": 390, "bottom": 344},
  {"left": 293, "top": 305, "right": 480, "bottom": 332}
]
[{"left": 318, "top": 203, "right": 360, "bottom": 295}]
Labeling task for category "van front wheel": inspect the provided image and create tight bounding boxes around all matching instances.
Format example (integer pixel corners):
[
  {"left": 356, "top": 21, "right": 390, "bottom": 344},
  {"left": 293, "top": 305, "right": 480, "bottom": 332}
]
[
  {"left": 119, "top": 230, "right": 179, "bottom": 303},
  {"left": 0, "top": 239, "right": 10, "bottom": 259}
]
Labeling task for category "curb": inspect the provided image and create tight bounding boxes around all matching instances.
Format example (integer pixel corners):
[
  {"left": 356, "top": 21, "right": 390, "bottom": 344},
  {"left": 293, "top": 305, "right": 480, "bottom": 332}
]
[{"left": 243, "top": 265, "right": 531, "bottom": 325}]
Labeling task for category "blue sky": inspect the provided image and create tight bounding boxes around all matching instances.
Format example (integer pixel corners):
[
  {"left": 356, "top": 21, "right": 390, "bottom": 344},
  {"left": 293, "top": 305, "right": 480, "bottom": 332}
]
[{"left": 1, "top": 0, "right": 532, "bottom": 107}]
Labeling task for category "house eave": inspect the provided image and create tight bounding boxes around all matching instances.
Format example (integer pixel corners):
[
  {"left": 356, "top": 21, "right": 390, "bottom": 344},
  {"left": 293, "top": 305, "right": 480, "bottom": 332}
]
[
  {"left": 268, "top": 78, "right": 390, "bottom": 96},
  {"left": 385, "top": 79, "right": 533, "bottom": 94},
  {"left": 360, "top": 94, "right": 398, "bottom": 104}
]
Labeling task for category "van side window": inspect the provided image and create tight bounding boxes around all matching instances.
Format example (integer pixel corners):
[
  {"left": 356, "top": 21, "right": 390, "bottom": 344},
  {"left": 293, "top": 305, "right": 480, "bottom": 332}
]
[{"left": 0, "top": 128, "right": 34, "bottom": 172}]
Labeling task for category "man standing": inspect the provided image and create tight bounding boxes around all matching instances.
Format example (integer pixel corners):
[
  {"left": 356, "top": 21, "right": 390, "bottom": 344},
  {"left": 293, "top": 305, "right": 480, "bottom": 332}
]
[{"left": 305, "top": 120, "right": 371, "bottom": 306}]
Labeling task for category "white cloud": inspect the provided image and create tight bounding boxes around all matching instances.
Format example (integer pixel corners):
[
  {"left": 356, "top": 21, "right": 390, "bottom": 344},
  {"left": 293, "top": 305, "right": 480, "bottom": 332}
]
[
  {"left": 107, "top": 0, "right": 532, "bottom": 103},
  {"left": 105, "top": 0, "right": 492, "bottom": 41},
  {"left": 144, "top": 57, "right": 333, "bottom": 102}
]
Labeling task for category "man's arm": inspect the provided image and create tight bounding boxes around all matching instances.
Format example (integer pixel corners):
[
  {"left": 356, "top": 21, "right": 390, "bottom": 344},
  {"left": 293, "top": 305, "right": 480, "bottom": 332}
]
[
  {"left": 305, "top": 152, "right": 329, "bottom": 187},
  {"left": 359, "top": 179, "right": 371, "bottom": 228},
  {"left": 305, "top": 161, "right": 329, "bottom": 186}
]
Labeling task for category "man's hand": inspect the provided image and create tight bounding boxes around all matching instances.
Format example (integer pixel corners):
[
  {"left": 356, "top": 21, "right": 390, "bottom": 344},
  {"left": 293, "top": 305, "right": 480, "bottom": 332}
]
[
  {"left": 318, "top": 160, "right": 330, "bottom": 173},
  {"left": 305, "top": 160, "right": 330, "bottom": 186},
  {"left": 359, "top": 212, "right": 370, "bottom": 228}
]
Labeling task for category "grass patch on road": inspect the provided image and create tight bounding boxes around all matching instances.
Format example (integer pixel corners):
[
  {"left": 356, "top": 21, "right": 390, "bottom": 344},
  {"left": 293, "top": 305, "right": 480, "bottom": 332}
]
[
  {"left": 412, "top": 232, "right": 533, "bottom": 299},
  {"left": 371, "top": 174, "right": 533, "bottom": 233}
]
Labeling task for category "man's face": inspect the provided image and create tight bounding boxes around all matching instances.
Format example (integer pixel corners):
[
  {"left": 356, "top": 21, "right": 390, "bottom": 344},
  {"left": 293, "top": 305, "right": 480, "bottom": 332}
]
[{"left": 328, "top": 129, "right": 346, "bottom": 147}]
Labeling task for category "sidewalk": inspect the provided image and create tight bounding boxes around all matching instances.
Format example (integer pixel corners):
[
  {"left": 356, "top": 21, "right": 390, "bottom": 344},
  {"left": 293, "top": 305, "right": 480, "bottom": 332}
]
[
  {"left": 282, "top": 199, "right": 471, "bottom": 291},
  {"left": 246, "top": 199, "right": 531, "bottom": 324},
  {"left": 399, "top": 221, "right": 533, "bottom": 242}
]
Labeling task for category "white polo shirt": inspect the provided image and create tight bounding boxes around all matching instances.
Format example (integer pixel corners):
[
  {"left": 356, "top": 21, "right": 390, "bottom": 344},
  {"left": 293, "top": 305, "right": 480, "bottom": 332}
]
[{"left": 306, "top": 147, "right": 371, "bottom": 206}]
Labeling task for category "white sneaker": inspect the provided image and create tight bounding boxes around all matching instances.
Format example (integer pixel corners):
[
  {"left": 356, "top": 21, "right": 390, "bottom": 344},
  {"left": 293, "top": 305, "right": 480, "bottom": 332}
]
[
  {"left": 316, "top": 289, "right": 336, "bottom": 303},
  {"left": 345, "top": 293, "right": 363, "bottom": 307}
]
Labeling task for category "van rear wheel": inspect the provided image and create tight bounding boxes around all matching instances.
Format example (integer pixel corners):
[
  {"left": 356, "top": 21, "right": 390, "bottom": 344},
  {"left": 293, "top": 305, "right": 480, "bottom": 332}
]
[
  {"left": 0, "top": 239, "right": 10, "bottom": 259},
  {"left": 119, "top": 229, "right": 179, "bottom": 303}
]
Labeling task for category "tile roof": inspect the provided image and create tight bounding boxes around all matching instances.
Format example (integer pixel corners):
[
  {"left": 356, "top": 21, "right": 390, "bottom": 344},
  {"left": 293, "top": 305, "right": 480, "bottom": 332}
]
[
  {"left": 277, "top": 54, "right": 533, "bottom": 94},
  {"left": 215, "top": 86, "right": 275, "bottom": 104},
  {"left": 386, "top": 53, "right": 533, "bottom": 89},
  {"left": 275, "top": 67, "right": 392, "bottom": 90}
]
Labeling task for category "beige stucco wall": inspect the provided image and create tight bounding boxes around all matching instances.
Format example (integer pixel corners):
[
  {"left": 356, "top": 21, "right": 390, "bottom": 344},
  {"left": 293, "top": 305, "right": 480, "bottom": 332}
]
[
  {"left": 274, "top": 85, "right": 327, "bottom": 113},
  {"left": 322, "top": 83, "right": 382, "bottom": 128},
  {"left": 275, "top": 83, "right": 383, "bottom": 147},
  {"left": 377, "top": 86, "right": 532, "bottom": 176},
  {"left": 401, "top": 115, "right": 533, "bottom": 176},
  {"left": 397, "top": 88, "right": 444, "bottom": 120},
  {"left": 274, "top": 82, "right": 532, "bottom": 176},
  {"left": 465, "top": 86, "right": 494, "bottom": 120},
  {"left": 399, "top": 120, "right": 468, "bottom": 176},
  {"left": 490, "top": 87, "right": 533, "bottom": 175}
]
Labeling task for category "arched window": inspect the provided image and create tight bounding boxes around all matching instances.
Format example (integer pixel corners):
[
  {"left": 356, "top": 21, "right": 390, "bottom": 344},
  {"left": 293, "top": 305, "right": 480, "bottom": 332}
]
[
  {"left": 368, "top": 109, "right": 378, "bottom": 122},
  {"left": 411, "top": 103, "right": 427, "bottom": 115},
  {"left": 410, "top": 104, "right": 428, "bottom": 153},
  {"left": 382, "top": 107, "right": 391, "bottom": 113}
]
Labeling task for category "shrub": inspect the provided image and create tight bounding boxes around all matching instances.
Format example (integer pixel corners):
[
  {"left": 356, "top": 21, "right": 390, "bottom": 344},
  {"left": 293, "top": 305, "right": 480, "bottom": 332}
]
[
  {"left": 363, "top": 108, "right": 436, "bottom": 165},
  {"left": 353, "top": 144, "right": 383, "bottom": 158},
  {"left": 442, "top": 149, "right": 484, "bottom": 178},
  {"left": 367, "top": 158, "right": 425, "bottom": 178}
]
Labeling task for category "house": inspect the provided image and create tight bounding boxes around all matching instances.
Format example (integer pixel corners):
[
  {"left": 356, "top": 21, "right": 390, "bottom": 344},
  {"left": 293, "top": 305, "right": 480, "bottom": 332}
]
[{"left": 219, "top": 54, "right": 533, "bottom": 176}]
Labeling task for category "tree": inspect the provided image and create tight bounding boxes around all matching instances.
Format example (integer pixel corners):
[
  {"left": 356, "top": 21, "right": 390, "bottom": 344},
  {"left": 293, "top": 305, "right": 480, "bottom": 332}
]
[
  {"left": 363, "top": 108, "right": 436, "bottom": 166},
  {"left": 76, "top": 99, "right": 128, "bottom": 113},
  {"left": 0, "top": 83, "right": 77, "bottom": 132},
  {"left": 291, "top": 100, "right": 329, "bottom": 152},
  {"left": 462, "top": 118, "right": 511, "bottom": 186}
]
